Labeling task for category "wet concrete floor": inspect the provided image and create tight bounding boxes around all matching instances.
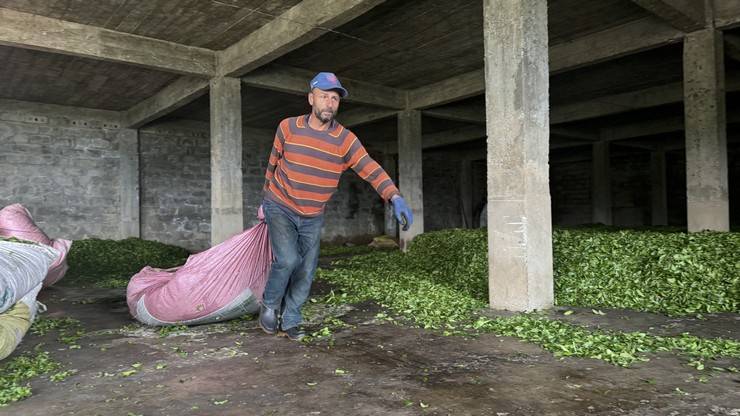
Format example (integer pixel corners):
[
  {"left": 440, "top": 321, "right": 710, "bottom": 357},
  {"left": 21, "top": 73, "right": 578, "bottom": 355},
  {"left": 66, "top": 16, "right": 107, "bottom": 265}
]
[{"left": 2, "top": 281, "right": 738, "bottom": 416}]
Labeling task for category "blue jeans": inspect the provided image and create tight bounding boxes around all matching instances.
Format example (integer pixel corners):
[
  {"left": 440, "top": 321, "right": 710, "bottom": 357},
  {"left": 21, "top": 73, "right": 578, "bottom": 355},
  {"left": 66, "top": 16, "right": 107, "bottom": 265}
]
[{"left": 261, "top": 198, "right": 323, "bottom": 330}]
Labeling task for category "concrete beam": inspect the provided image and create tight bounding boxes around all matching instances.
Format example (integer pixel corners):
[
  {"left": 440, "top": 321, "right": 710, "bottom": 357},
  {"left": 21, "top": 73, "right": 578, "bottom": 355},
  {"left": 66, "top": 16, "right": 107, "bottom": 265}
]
[
  {"left": 427, "top": 91, "right": 687, "bottom": 127},
  {"left": 0, "top": 98, "right": 122, "bottom": 128},
  {"left": 218, "top": 0, "right": 386, "bottom": 78},
  {"left": 338, "top": 108, "right": 398, "bottom": 127},
  {"left": 423, "top": 106, "right": 484, "bottom": 124},
  {"left": 423, "top": 125, "right": 486, "bottom": 149},
  {"left": 549, "top": 17, "right": 684, "bottom": 75},
  {"left": 549, "top": 140, "right": 594, "bottom": 150},
  {"left": 552, "top": 83, "right": 684, "bottom": 124},
  {"left": 550, "top": 127, "right": 599, "bottom": 140},
  {"left": 383, "top": 124, "right": 600, "bottom": 153},
  {"left": 408, "top": 69, "right": 485, "bottom": 110},
  {"left": 0, "top": 8, "right": 215, "bottom": 76},
  {"left": 242, "top": 64, "right": 406, "bottom": 109},
  {"left": 397, "top": 110, "right": 424, "bottom": 251},
  {"left": 122, "top": 77, "right": 209, "bottom": 129},
  {"left": 484, "top": 0, "right": 553, "bottom": 312},
  {"left": 424, "top": 107, "right": 598, "bottom": 140},
  {"left": 630, "top": 0, "right": 705, "bottom": 32},
  {"left": 601, "top": 116, "right": 685, "bottom": 141},
  {"left": 409, "top": 17, "right": 684, "bottom": 109},
  {"left": 210, "top": 77, "right": 244, "bottom": 245},
  {"left": 555, "top": 75, "right": 740, "bottom": 123},
  {"left": 714, "top": 0, "right": 740, "bottom": 30},
  {"left": 600, "top": 111, "right": 740, "bottom": 142},
  {"left": 426, "top": 73, "right": 740, "bottom": 127}
]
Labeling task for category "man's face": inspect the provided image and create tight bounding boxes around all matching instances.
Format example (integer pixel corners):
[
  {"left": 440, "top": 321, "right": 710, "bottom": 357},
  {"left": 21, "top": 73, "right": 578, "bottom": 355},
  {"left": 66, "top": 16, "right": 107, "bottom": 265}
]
[{"left": 308, "top": 88, "right": 341, "bottom": 124}]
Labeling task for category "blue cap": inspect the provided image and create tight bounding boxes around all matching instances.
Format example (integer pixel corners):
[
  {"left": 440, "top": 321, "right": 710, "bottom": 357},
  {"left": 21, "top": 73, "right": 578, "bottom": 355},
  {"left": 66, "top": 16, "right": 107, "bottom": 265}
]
[{"left": 309, "top": 72, "right": 348, "bottom": 98}]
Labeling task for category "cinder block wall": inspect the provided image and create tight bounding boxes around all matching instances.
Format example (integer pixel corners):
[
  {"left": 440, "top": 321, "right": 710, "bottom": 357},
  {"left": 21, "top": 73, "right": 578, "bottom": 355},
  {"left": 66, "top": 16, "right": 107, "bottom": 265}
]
[
  {"left": 0, "top": 108, "right": 385, "bottom": 252},
  {"left": 0, "top": 115, "right": 127, "bottom": 239},
  {"left": 139, "top": 120, "right": 385, "bottom": 250},
  {"left": 138, "top": 121, "right": 212, "bottom": 250}
]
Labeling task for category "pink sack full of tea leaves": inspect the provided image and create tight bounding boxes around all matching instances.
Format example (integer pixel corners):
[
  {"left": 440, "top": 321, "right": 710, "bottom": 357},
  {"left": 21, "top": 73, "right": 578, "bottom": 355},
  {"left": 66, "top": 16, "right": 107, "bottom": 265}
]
[
  {"left": 126, "top": 208, "right": 271, "bottom": 326},
  {"left": 0, "top": 204, "right": 72, "bottom": 286}
]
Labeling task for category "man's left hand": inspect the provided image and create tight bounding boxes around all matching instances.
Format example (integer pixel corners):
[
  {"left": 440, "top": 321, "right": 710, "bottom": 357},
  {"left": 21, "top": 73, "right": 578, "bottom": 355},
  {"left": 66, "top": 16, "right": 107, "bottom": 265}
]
[{"left": 391, "top": 195, "right": 413, "bottom": 231}]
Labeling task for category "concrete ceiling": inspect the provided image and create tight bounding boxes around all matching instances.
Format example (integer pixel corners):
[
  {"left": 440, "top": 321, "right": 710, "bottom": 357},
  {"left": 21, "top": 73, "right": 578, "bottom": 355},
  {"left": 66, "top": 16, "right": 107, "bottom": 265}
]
[
  {"left": 548, "top": 0, "right": 648, "bottom": 44},
  {"left": 274, "top": 0, "right": 652, "bottom": 89},
  {"left": 0, "top": 0, "right": 738, "bottom": 152},
  {"left": 0, "top": 0, "right": 302, "bottom": 49},
  {"left": 550, "top": 44, "right": 684, "bottom": 106},
  {"left": 0, "top": 45, "right": 178, "bottom": 111}
]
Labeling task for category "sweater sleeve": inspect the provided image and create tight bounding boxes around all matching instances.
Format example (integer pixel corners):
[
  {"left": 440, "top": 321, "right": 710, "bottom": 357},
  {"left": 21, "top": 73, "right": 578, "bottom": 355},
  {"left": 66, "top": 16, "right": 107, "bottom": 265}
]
[
  {"left": 264, "top": 120, "right": 287, "bottom": 190},
  {"left": 343, "top": 132, "right": 400, "bottom": 201}
]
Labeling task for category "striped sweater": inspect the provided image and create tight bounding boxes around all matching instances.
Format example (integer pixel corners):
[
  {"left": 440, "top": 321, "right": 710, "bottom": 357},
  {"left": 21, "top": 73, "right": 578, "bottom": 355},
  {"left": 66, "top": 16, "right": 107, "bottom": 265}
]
[{"left": 264, "top": 115, "right": 400, "bottom": 217}]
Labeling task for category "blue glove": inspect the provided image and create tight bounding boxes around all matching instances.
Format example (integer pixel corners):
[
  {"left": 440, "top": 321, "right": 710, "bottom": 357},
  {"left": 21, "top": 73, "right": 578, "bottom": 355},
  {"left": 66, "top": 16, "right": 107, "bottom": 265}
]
[{"left": 391, "top": 196, "right": 413, "bottom": 231}]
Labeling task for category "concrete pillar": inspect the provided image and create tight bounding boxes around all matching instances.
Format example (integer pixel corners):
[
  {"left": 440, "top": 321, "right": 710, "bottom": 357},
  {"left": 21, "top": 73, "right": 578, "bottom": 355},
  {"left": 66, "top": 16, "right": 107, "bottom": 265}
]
[
  {"left": 591, "top": 142, "right": 612, "bottom": 225},
  {"left": 650, "top": 149, "right": 668, "bottom": 226},
  {"left": 683, "top": 28, "right": 729, "bottom": 231},
  {"left": 118, "top": 129, "right": 140, "bottom": 238},
  {"left": 484, "top": 0, "right": 553, "bottom": 311},
  {"left": 460, "top": 160, "right": 474, "bottom": 228},
  {"left": 397, "top": 110, "right": 424, "bottom": 251},
  {"left": 210, "top": 77, "right": 244, "bottom": 245},
  {"left": 382, "top": 152, "right": 398, "bottom": 238}
]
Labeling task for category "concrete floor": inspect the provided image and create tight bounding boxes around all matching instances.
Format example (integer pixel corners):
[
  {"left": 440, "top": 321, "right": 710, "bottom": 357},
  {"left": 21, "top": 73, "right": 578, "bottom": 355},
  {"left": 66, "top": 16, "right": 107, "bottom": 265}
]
[{"left": 2, "top": 281, "right": 739, "bottom": 416}]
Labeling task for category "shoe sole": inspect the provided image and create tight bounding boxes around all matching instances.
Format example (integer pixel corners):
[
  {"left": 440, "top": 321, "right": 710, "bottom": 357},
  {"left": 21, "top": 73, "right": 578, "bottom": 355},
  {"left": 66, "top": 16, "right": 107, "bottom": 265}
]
[
  {"left": 259, "top": 320, "right": 277, "bottom": 335},
  {"left": 278, "top": 330, "right": 305, "bottom": 341}
]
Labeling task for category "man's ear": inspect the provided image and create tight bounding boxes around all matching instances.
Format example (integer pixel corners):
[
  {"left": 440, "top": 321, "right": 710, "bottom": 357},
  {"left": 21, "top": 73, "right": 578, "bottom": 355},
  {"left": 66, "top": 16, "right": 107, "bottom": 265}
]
[{"left": 307, "top": 91, "right": 314, "bottom": 106}]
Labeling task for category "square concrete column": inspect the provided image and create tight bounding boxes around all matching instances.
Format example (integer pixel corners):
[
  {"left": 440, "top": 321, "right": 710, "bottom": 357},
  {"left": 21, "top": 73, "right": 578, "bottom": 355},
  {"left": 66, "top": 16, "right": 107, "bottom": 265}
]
[
  {"left": 650, "top": 149, "right": 668, "bottom": 226},
  {"left": 210, "top": 77, "right": 244, "bottom": 245},
  {"left": 683, "top": 28, "right": 729, "bottom": 231},
  {"left": 591, "top": 142, "right": 612, "bottom": 225},
  {"left": 382, "top": 152, "right": 398, "bottom": 238},
  {"left": 397, "top": 110, "right": 424, "bottom": 251},
  {"left": 118, "top": 128, "right": 140, "bottom": 238},
  {"left": 484, "top": 0, "right": 553, "bottom": 311}
]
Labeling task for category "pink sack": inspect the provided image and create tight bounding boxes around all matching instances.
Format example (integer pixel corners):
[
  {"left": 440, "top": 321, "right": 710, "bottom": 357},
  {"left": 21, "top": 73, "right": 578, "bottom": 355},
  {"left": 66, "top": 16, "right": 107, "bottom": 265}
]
[
  {"left": 0, "top": 204, "right": 72, "bottom": 286},
  {"left": 127, "top": 208, "right": 272, "bottom": 326}
]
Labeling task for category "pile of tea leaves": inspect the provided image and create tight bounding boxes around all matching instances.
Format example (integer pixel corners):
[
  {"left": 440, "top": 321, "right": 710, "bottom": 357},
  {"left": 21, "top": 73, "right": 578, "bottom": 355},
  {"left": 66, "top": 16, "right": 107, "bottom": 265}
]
[
  {"left": 64, "top": 238, "right": 189, "bottom": 288},
  {"left": 316, "top": 227, "right": 740, "bottom": 367},
  {"left": 324, "top": 227, "right": 739, "bottom": 316}
]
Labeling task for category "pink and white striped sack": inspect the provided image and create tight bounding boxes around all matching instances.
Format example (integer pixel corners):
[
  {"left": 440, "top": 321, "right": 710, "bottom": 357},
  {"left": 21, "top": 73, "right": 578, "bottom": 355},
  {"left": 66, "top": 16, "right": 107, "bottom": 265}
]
[
  {"left": 0, "top": 204, "right": 72, "bottom": 286},
  {"left": 126, "top": 208, "right": 272, "bottom": 326}
]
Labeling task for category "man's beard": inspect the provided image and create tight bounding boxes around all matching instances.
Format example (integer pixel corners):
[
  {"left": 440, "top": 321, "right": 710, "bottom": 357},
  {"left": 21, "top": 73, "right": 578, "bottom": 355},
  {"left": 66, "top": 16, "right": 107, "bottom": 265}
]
[{"left": 314, "top": 107, "right": 336, "bottom": 124}]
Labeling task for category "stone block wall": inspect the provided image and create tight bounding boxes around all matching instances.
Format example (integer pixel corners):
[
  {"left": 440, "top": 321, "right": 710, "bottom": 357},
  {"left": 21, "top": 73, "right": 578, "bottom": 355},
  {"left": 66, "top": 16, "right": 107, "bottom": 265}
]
[
  {"left": 0, "top": 103, "right": 386, "bottom": 252},
  {"left": 139, "top": 121, "right": 212, "bottom": 251},
  {"left": 0, "top": 105, "right": 126, "bottom": 240},
  {"left": 139, "top": 120, "right": 386, "bottom": 251}
]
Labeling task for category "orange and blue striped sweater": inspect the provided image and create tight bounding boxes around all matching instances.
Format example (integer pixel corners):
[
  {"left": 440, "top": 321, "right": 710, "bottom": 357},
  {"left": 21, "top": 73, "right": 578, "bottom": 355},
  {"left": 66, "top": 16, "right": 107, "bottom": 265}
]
[{"left": 264, "top": 115, "right": 400, "bottom": 217}]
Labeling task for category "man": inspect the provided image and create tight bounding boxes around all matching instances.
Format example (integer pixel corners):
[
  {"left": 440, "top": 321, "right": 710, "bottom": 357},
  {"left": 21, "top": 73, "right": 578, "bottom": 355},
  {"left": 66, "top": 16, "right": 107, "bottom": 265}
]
[{"left": 259, "top": 72, "right": 413, "bottom": 341}]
